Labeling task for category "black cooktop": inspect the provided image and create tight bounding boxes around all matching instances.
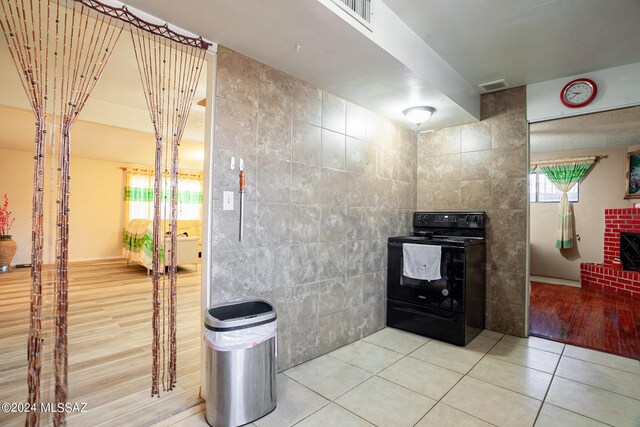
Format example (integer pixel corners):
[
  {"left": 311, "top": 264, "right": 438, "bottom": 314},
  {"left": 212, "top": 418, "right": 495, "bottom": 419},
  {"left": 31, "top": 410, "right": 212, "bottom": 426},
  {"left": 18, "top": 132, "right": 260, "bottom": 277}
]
[{"left": 389, "top": 211, "right": 487, "bottom": 247}]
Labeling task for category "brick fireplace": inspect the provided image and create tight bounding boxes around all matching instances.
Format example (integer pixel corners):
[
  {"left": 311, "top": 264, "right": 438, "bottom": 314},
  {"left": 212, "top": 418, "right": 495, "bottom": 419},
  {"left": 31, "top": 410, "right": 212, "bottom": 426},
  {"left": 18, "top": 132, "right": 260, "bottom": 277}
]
[{"left": 580, "top": 208, "right": 640, "bottom": 298}]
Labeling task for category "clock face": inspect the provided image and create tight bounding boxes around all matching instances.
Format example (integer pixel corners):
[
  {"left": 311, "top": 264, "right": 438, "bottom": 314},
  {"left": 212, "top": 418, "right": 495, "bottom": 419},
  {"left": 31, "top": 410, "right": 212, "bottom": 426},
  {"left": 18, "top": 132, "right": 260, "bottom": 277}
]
[{"left": 561, "top": 78, "right": 597, "bottom": 108}]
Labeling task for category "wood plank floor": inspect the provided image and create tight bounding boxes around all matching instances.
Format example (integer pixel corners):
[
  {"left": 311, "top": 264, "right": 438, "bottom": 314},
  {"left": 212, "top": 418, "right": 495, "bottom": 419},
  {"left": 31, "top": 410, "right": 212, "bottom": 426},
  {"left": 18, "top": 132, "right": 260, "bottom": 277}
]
[
  {"left": 0, "top": 259, "right": 202, "bottom": 427},
  {"left": 529, "top": 281, "right": 640, "bottom": 360}
]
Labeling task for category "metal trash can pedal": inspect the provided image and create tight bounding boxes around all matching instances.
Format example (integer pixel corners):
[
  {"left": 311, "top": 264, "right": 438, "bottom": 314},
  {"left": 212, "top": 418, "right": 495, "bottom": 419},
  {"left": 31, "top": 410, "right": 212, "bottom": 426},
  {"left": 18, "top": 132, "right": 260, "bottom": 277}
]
[{"left": 204, "top": 299, "right": 277, "bottom": 427}]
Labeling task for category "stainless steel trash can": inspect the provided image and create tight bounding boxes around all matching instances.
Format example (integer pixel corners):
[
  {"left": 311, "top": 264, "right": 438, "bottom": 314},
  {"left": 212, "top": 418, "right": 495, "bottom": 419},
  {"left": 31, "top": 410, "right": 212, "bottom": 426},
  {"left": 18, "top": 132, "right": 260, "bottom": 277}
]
[{"left": 204, "top": 299, "right": 277, "bottom": 427}]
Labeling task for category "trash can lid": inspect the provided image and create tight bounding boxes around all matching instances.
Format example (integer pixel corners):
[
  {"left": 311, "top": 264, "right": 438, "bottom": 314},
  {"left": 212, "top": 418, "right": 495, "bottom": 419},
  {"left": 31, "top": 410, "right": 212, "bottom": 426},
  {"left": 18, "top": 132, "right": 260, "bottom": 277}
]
[{"left": 204, "top": 299, "right": 276, "bottom": 331}]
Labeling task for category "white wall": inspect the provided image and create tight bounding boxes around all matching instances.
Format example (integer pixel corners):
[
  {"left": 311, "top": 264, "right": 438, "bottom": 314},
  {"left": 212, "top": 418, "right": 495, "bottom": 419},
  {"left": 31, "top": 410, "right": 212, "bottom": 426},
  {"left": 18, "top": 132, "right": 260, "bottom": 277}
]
[
  {"left": 530, "top": 146, "right": 632, "bottom": 281},
  {"left": 0, "top": 148, "right": 124, "bottom": 265},
  {"left": 527, "top": 61, "right": 640, "bottom": 123}
]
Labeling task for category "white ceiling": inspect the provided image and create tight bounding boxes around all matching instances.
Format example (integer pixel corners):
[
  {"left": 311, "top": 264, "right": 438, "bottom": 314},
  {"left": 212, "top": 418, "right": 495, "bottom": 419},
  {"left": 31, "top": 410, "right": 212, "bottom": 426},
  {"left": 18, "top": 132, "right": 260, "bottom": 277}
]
[
  {"left": 119, "top": 0, "right": 640, "bottom": 129},
  {"left": 2, "top": 0, "right": 640, "bottom": 165},
  {"left": 530, "top": 105, "right": 640, "bottom": 153},
  {"left": 123, "top": 0, "right": 481, "bottom": 129},
  {"left": 383, "top": 0, "right": 640, "bottom": 90}
]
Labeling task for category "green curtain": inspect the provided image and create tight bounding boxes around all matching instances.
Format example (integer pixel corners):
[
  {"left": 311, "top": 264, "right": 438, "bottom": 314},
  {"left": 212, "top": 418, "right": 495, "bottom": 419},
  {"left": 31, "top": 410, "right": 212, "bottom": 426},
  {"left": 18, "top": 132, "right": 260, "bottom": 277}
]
[
  {"left": 124, "top": 173, "right": 203, "bottom": 222},
  {"left": 124, "top": 187, "right": 203, "bottom": 204},
  {"left": 539, "top": 161, "right": 592, "bottom": 249}
]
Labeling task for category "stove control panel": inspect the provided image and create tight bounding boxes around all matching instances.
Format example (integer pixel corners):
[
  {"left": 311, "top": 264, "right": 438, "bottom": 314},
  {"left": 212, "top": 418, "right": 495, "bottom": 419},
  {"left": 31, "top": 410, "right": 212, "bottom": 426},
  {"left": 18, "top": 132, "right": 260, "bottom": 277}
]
[{"left": 413, "top": 212, "right": 485, "bottom": 229}]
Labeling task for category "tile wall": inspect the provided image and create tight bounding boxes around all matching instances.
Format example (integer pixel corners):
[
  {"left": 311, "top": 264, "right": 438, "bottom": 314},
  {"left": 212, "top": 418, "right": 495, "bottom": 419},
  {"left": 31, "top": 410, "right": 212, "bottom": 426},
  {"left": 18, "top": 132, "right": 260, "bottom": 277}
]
[
  {"left": 211, "top": 46, "right": 417, "bottom": 370},
  {"left": 417, "top": 87, "right": 528, "bottom": 336}
]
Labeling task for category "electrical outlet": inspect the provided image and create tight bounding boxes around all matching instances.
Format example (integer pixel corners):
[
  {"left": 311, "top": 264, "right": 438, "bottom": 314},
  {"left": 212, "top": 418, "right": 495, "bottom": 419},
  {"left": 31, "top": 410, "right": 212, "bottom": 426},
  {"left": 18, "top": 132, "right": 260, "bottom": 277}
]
[{"left": 223, "top": 191, "right": 234, "bottom": 210}]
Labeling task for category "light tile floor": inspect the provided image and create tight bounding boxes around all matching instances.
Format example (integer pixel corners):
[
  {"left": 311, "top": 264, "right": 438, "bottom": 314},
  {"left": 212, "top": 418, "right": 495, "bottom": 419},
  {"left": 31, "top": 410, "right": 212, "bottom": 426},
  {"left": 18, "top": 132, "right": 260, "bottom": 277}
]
[{"left": 157, "top": 328, "right": 640, "bottom": 427}]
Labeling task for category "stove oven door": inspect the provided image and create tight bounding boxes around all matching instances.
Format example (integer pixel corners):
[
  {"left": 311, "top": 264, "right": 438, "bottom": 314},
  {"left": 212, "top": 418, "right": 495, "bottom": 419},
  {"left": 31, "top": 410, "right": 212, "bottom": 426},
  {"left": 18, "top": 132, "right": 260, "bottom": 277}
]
[{"left": 387, "top": 241, "right": 464, "bottom": 312}]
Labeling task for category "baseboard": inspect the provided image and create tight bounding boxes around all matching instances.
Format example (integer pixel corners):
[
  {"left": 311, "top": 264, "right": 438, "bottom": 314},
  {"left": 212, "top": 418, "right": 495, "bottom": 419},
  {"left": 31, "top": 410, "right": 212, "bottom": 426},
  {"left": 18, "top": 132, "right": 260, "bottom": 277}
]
[
  {"left": 68, "top": 256, "right": 124, "bottom": 263},
  {"left": 530, "top": 275, "right": 581, "bottom": 288},
  {"left": 9, "top": 256, "right": 125, "bottom": 268}
]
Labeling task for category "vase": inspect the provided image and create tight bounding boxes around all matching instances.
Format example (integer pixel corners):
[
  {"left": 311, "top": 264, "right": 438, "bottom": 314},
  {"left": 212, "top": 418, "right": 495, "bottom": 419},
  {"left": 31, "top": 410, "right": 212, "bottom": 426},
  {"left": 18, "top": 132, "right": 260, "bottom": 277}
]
[{"left": 0, "top": 235, "right": 17, "bottom": 273}]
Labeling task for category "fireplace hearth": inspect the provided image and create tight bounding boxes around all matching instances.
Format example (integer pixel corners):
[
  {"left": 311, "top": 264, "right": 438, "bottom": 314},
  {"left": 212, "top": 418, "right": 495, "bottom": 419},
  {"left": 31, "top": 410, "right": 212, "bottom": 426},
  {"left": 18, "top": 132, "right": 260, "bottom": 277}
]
[{"left": 580, "top": 208, "right": 640, "bottom": 298}]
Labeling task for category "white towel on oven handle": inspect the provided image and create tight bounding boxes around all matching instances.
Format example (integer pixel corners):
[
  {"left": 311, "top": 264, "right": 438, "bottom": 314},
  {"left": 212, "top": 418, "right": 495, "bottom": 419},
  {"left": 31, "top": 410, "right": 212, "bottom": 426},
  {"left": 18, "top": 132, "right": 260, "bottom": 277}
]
[{"left": 402, "top": 243, "right": 441, "bottom": 281}]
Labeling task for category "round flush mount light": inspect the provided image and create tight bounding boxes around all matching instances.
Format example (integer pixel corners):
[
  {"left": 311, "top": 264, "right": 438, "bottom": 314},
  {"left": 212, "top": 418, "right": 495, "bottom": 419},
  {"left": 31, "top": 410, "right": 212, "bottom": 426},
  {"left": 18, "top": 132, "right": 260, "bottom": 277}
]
[{"left": 403, "top": 106, "right": 435, "bottom": 125}]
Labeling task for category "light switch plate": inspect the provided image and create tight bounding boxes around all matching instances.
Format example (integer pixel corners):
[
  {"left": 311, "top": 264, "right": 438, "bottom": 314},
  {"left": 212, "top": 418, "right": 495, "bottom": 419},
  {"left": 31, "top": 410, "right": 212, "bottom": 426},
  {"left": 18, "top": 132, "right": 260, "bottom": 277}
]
[{"left": 223, "top": 191, "right": 234, "bottom": 210}]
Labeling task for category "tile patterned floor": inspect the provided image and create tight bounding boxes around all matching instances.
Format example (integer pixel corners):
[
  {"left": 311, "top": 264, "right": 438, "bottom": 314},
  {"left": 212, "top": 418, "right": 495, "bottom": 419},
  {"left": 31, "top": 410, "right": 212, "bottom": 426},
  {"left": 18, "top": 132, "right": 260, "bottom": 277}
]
[
  {"left": 529, "top": 281, "right": 640, "bottom": 359},
  {"left": 157, "top": 328, "right": 640, "bottom": 427}
]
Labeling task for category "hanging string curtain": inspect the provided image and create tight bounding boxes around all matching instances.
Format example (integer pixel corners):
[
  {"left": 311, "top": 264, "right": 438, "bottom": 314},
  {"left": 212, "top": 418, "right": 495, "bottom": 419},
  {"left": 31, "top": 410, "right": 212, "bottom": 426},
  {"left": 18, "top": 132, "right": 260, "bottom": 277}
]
[
  {"left": 130, "top": 27, "right": 206, "bottom": 396},
  {"left": 0, "top": 0, "right": 210, "bottom": 419},
  {"left": 538, "top": 158, "right": 596, "bottom": 249},
  {"left": 0, "top": 0, "right": 123, "bottom": 425}
]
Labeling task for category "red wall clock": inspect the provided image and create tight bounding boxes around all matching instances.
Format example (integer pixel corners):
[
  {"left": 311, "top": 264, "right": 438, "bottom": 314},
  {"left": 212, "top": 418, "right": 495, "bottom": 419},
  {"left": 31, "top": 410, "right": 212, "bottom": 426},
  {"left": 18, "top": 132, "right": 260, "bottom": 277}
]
[{"left": 560, "top": 78, "right": 598, "bottom": 108}]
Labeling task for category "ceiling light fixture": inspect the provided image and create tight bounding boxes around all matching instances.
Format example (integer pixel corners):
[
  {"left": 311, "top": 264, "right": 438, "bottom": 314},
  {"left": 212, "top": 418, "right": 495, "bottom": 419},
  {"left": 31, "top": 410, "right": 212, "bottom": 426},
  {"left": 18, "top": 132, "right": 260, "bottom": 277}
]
[{"left": 403, "top": 106, "right": 435, "bottom": 126}]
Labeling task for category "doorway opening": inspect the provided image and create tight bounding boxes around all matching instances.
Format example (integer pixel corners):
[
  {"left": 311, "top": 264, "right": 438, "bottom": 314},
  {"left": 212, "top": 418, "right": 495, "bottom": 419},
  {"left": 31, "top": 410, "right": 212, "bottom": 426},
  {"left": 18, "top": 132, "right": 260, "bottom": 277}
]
[
  {"left": 0, "top": 27, "right": 208, "bottom": 425},
  {"left": 528, "top": 106, "right": 640, "bottom": 359}
]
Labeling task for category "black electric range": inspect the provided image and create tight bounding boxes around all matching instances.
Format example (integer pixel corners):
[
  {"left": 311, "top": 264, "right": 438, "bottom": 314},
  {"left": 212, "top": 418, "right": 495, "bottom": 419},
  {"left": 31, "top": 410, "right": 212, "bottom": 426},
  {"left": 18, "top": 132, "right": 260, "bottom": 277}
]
[{"left": 387, "top": 211, "right": 486, "bottom": 346}]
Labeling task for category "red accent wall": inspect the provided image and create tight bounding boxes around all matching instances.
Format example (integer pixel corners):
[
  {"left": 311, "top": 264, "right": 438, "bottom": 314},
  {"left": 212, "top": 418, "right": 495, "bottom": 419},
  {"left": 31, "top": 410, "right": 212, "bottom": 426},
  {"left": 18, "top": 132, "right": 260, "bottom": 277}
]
[
  {"left": 604, "top": 208, "right": 640, "bottom": 266},
  {"left": 580, "top": 208, "right": 640, "bottom": 298}
]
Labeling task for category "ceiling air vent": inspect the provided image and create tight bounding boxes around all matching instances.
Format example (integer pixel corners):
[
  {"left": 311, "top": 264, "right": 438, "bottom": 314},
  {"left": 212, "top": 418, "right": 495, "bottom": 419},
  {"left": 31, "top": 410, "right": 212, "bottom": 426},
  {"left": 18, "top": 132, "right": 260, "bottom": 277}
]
[
  {"left": 478, "top": 79, "right": 509, "bottom": 93},
  {"left": 330, "top": 0, "right": 372, "bottom": 30}
]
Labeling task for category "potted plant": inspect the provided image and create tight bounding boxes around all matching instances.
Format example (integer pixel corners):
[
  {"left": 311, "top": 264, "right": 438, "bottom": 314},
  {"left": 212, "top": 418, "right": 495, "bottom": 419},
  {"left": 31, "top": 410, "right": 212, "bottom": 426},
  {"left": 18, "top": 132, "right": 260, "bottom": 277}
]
[{"left": 0, "top": 194, "right": 16, "bottom": 273}]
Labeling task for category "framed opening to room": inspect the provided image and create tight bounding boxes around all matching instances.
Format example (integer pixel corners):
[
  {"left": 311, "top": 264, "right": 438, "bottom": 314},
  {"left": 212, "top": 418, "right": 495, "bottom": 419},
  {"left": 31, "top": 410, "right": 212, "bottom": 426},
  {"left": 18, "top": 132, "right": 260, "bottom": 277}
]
[
  {"left": 527, "top": 105, "right": 640, "bottom": 360},
  {"left": 0, "top": 1, "right": 217, "bottom": 423}
]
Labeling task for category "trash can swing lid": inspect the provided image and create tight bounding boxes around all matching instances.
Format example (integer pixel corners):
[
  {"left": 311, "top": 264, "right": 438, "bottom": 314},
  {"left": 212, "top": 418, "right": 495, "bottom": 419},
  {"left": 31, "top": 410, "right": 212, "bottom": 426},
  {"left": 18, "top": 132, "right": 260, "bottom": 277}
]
[{"left": 205, "top": 299, "right": 276, "bottom": 330}]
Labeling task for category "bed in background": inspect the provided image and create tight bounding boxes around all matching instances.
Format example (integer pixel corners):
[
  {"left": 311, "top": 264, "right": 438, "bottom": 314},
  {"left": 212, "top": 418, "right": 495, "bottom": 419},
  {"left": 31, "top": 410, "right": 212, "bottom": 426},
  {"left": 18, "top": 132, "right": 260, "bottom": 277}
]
[{"left": 122, "top": 219, "right": 199, "bottom": 274}]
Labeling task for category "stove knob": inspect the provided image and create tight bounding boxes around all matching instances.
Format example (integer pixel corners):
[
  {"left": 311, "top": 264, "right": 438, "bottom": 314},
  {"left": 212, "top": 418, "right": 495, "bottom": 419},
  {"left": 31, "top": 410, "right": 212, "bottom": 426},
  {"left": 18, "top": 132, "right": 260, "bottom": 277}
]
[
  {"left": 416, "top": 214, "right": 423, "bottom": 223},
  {"left": 465, "top": 215, "right": 471, "bottom": 222}
]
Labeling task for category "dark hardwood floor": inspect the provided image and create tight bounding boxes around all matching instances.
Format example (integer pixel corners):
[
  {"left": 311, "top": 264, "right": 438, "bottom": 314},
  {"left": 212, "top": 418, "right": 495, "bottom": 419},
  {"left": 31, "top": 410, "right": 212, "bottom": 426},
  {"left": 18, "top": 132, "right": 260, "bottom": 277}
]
[{"left": 529, "top": 281, "right": 640, "bottom": 360}]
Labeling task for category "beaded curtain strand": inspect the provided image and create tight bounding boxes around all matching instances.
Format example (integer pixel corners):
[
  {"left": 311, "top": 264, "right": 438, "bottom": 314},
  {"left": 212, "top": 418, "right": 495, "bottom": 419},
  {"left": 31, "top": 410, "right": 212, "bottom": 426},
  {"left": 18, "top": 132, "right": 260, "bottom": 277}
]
[
  {"left": 0, "top": 0, "right": 123, "bottom": 425},
  {"left": 130, "top": 26, "right": 205, "bottom": 397},
  {"left": 0, "top": 0, "right": 209, "bottom": 421}
]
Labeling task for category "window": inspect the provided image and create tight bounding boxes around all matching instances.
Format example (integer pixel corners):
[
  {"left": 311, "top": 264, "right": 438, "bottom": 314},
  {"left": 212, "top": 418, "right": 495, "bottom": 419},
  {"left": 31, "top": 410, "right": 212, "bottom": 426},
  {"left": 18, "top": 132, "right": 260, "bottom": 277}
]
[
  {"left": 124, "top": 169, "right": 203, "bottom": 223},
  {"left": 530, "top": 172, "right": 579, "bottom": 203}
]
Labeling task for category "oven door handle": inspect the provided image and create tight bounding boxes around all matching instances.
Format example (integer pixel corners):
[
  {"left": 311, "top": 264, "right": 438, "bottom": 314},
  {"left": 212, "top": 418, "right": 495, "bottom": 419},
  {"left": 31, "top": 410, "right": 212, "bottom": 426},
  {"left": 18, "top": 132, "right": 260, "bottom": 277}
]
[
  {"left": 388, "top": 242, "right": 461, "bottom": 250},
  {"left": 395, "top": 306, "right": 457, "bottom": 322}
]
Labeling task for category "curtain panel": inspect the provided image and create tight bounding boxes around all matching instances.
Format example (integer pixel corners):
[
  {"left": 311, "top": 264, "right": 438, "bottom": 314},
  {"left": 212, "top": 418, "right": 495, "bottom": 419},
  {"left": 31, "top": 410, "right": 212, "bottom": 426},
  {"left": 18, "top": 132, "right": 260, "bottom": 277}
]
[
  {"left": 538, "top": 161, "right": 593, "bottom": 249},
  {"left": 123, "top": 168, "right": 203, "bottom": 223},
  {"left": 129, "top": 25, "right": 206, "bottom": 394},
  {"left": 124, "top": 171, "right": 155, "bottom": 222}
]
